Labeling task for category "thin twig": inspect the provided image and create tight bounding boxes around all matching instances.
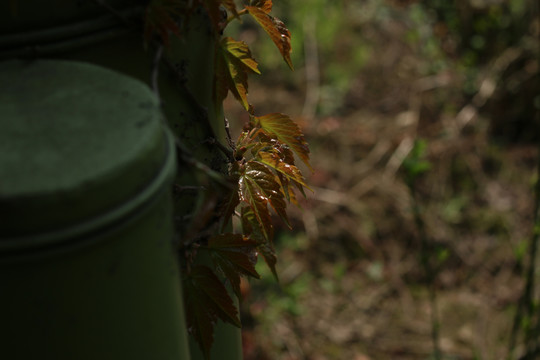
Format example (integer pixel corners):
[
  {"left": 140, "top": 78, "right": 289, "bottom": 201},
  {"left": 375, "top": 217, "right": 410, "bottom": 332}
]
[
  {"left": 151, "top": 44, "right": 164, "bottom": 103},
  {"left": 174, "top": 185, "right": 206, "bottom": 193},
  {"left": 204, "top": 137, "right": 235, "bottom": 163},
  {"left": 224, "top": 117, "right": 236, "bottom": 151},
  {"left": 225, "top": 9, "right": 248, "bottom": 25},
  {"left": 385, "top": 137, "right": 414, "bottom": 179},
  {"left": 174, "top": 137, "right": 234, "bottom": 189},
  {"left": 455, "top": 47, "right": 522, "bottom": 132},
  {"left": 89, "top": 0, "right": 135, "bottom": 27}
]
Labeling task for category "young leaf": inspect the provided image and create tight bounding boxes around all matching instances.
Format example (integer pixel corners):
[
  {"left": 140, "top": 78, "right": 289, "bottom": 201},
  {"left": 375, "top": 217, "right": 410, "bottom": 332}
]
[
  {"left": 183, "top": 265, "right": 241, "bottom": 357},
  {"left": 206, "top": 234, "right": 260, "bottom": 298},
  {"left": 241, "top": 207, "right": 259, "bottom": 239},
  {"left": 252, "top": 139, "right": 308, "bottom": 200},
  {"left": 257, "top": 242, "right": 278, "bottom": 280},
  {"left": 240, "top": 160, "right": 290, "bottom": 231},
  {"left": 144, "top": 0, "right": 186, "bottom": 46},
  {"left": 223, "top": 37, "right": 261, "bottom": 74},
  {"left": 215, "top": 37, "right": 261, "bottom": 110},
  {"left": 217, "top": 188, "right": 240, "bottom": 232},
  {"left": 221, "top": 0, "right": 240, "bottom": 18},
  {"left": 245, "top": 6, "right": 293, "bottom": 69},
  {"left": 277, "top": 172, "right": 300, "bottom": 205},
  {"left": 203, "top": 0, "right": 227, "bottom": 32},
  {"left": 250, "top": 0, "right": 272, "bottom": 13},
  {"left": 186, "top": 265, "right": 241, "bottom": 327},
  {"left": 257, "top": 151, "right": 309, "bottom": 189},
  {"left": 238, "top": 163, "right": 273, "bottom": 239},
  {"left": 183, "top": 290, "right": 214, "bottom": 360},
  {"left": 241, "top": 207, "right": 278, "bottom": 280},
  {"left": 254, "top": 113, "right": 312, "bottom": 170}
]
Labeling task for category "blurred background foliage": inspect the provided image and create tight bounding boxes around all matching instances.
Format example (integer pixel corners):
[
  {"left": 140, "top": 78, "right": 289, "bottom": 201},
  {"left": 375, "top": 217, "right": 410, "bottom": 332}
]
[{"left": 224, "top": 0, "right": 539, "bottom": 359}]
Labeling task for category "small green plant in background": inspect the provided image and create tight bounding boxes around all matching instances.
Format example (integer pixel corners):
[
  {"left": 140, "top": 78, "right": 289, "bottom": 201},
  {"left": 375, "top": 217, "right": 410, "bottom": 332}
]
[{"left": 402, "top": 139, "right": 432, "bottom": 185}]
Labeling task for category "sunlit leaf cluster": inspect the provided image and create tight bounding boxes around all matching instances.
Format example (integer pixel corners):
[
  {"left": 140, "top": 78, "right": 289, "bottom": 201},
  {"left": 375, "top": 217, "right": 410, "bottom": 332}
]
[{"left": 143, "top": 1, "right": 307, "bottom": 358}]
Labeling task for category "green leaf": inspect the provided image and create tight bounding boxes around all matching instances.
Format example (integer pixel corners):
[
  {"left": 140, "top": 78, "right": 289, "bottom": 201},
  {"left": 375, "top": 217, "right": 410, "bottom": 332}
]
[
  {"left": 254, "top": 113, "right": 312, "bottom": 171},
  {"left": 240, "top": 161, "right": 290, "bottom": 232},
  {"left": 215, "top": 37, "right": 260, "bottom": 110},
  {"left": 245, "top": 6, "right": 293, "bottom": 69},
  {"left": 403, "top": 139, "right": 432, "bottom": 180},
  {"left": 183, "top": 265, "right": 241, "bottom": 358},
  {"left": 207, "top": 234, "right": 260, "bottom": 298}
]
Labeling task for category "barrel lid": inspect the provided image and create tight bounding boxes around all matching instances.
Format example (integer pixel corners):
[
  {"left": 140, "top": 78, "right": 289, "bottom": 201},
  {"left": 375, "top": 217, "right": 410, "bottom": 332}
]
[
  {"left": 0, "top": 60, "right": 174, "bottom": 240},
  {"left": 0, "top": 0, "right": 135, "bottom": 33}
]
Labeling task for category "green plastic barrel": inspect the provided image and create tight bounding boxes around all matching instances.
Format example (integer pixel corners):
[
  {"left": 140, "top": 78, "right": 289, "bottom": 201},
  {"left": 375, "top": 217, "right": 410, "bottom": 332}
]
[
  {"left": 0, "top": 60, "right": 189, "bottom": 360},
  {"left": 1, "top": 3, "right": 244, "bottom": 358}
]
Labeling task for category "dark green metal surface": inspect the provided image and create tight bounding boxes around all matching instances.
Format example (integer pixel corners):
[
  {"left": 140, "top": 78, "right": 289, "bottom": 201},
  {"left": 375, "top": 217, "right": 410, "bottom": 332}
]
[
  {"left": 0, "top": 0, "right": 135, "bottom": 33},
  {"left": 0, "top": 60, "right": 166, "bottom": 237},
  {"left": 0, "top": 60, "right": 190, "bottom": 360},
  {"left": 1, "top": 3, "right": 244, "bottom": 357}
]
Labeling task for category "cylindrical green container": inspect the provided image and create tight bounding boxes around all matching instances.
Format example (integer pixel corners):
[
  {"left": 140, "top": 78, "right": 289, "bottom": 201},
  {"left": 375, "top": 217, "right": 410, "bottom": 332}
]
[
  {"left": 0, "top": 60, "right": 189, "bottom": 360},
  {"left": 1, "top": 3, "right": 244, "bottom": 358}
]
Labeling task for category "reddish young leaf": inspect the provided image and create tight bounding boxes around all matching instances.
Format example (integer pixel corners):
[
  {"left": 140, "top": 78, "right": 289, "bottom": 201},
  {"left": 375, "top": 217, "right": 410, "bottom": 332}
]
[
  {"left": 207, "top": 234, "right": 260, "bottom": 298},
  {"left": 267, "top": 150, "right": 308, "bottom": 200},
  {"left": 221, "top": 0, "right": 240, "bottom": 17},
  {"left": 257, "top": 151, "right": 309, "bottom": 189},
  {"left": 217, "top": 186, "right": 240, "bottom": 232},
  {"left": 208, "top": 234, "right": 258, "bottom": 254},
  {"left": 203, "top": 0, "right": 227, "bottom": 32},
  {"left": 215, "top": 50, "right": 248, "bottom": 109},
  {"left": 241, "top": 205, "right": 265, "bottom": 242},
  {"left": 240, "top": 160, "right": 290, "bottom": 231},
  {"left": 277, "top": 172, "right": 300, "bottom": 205},
  {"left": 245, "top": 6, "right": 293, "bottom": 69},
  {"left": 260, "top": 139, "right": 308, "bottom": 198},
  {"left": 257, "top": 242, "right": 278, "bottom": 280},
  {"left": 250, "top": 0, "right": 272, "bottom": 13},
  {"left": 223, "top": 37, "right": 261, "bottom": 74},
  {"left": 187, "top": 265, "right": 241, "bottom": 326},
  {"left": 183, "top": 265, "right": 241, "bottom": 359},
  {"left": 215, "top": 37, "right": 260, "bottom": 110},
  {"left": 143, "top": 0, "right": 186, "bottom": 45},
  {"left": 241, "top": 207, "right": 279, "bottom": 280},
  {"left": 238, "top": 164, "right": 273, "bottom": 239},
  {"left": 208, "top": 234, "right": 259, "bottom": 276},
  {"left": 221, "top": 0, "right": 242, "bottom": 18},
  {"left": 183, "top": 289, "right": 214, "bottom": 360},
  {"left": 254, "top": 113, "right": 312, "bottom": 170}
]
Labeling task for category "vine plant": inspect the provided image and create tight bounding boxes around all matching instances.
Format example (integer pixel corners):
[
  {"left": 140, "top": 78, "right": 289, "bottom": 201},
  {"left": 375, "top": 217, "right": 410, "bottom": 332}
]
[{"left": 145, "top": 0, "right": 310, "bottom": 357}]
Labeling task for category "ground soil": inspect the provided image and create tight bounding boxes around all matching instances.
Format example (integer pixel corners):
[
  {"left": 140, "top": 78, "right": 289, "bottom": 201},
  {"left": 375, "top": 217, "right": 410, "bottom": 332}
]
[{"left": 223, "top": 3, "right": 539, "bottom": 359}]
